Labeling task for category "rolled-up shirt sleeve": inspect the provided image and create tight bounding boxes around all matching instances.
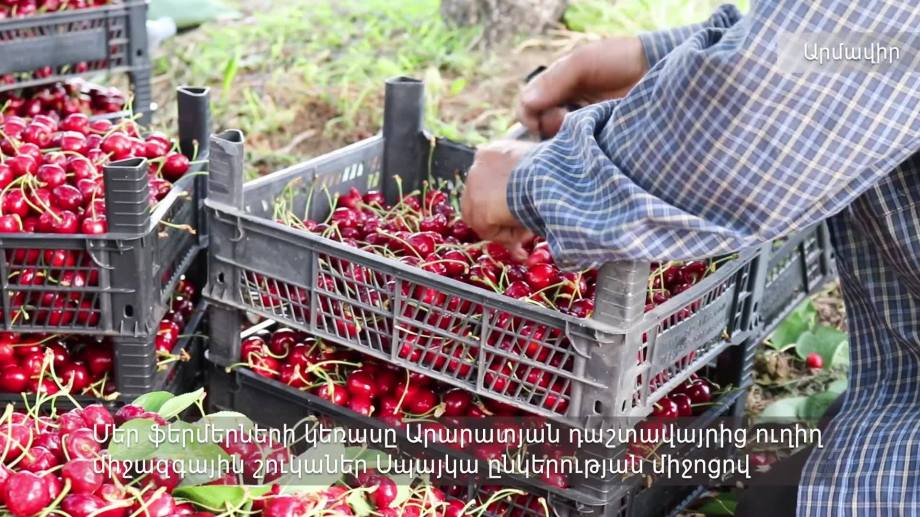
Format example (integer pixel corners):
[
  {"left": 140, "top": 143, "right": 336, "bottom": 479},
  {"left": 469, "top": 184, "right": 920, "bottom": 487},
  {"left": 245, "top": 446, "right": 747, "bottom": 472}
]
[
  {"left": 638, "top": 4, "right": 742, "bottom": 68},
  {"left": 507, "top": 1, "right": 920, "bottom": 270}
]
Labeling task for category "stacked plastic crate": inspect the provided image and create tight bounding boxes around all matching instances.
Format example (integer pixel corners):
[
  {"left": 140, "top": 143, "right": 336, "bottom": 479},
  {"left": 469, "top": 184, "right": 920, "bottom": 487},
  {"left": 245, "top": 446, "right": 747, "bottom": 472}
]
[
  {"left": 199, "top": 78, "right": 765, "bottom": 517},
  {"left": 0, "top": 1, "right": 153, "bottom": 124},
  {"left": 0, "top": 86, "right": 212, "bottom": 406}
]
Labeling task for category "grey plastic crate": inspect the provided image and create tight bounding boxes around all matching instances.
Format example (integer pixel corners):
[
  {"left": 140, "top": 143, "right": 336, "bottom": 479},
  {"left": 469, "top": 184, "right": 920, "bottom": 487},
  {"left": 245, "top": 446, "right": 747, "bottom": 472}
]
[
  {"left": 0, "top": 294, "right": 206, "bottom": 406},
  {"left": 749, "top": 223, "right": 836, "bottom": 342},
  {"left": 0, "top": 86, "right": 210, "bottom": 338},
  {"left": 206, "top": 366, "right": 726, "bottom": 516},
  {"left": 0, "top": 1, "right": 152, "bottom": 123},
  {"left": 204, "top": 77, "right": 760, "bottom": 429},
  {"left": 205, "top": 289, "right": 755, "bottom": 505}
]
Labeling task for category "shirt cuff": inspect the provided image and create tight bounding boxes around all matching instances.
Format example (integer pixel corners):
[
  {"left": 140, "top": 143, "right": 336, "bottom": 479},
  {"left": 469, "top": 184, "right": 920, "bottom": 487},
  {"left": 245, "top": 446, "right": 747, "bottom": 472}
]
[
  {"left": 638, "top": 27, "right": 696, "bottom": 69},
  {"left": 506, "top": 144, "right": 547, "bottom": 237}
]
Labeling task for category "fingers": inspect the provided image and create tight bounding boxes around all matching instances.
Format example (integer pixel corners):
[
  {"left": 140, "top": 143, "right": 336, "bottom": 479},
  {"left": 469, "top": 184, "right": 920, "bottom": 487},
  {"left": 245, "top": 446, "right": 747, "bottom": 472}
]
[
  {"left": 538, "top": 108, "right": 567, "bottom": 139},
  {"left": 495, "top": 227, "right": 534, "bottom": 263},
  {"left": 517, "top": 56, "right": 581, "bottom": 137}
]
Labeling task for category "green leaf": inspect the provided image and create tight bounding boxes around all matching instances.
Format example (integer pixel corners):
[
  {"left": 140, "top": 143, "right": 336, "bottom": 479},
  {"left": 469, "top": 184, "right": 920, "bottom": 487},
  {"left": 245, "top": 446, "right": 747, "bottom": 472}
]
[
  {"left": 390, "top": 473, "right": 415, "bottom": 508},
  {"left": 795, "top": 325, "right": 847, "bottom": 368},
  {"left": 109, "top": 419, "right": 230, "bottom": 486},
  {"left": 195, "top": 411, "right": 255, "bottom": 435},
  {"left": 802, "top": 391, "right": 841, "bottom": 422},
  {"left": 756, "top": 396, "right": 808, "bottom": 423},
  {"left": 346, "top": 488, "right": 374, "bottom": 517},
  {"left": 693, "top": 492, "right": 738, "bottom": 516},
  {"left": 108, "top": 419, "right": 160, "bottom": 461},
  {"left": 133, "top": 392, "right": 175, "bottom": 412},
  {"left": 827, "top": 379, "right": 848, "bottom": 395},
  {"left": 769, "top": 302, "right": 816, "bottom": 350},
  {"left": 158, "top": 388, "right": 205, "bottom": 420},
  {"left": 172, "top": 485, "right": 247, "bottom": 512},
  {"left": 279, "top": 440, "right": 347, "bottom": 495},
  {"left": 831, "top": 341, "right": 850, "bottom": 368},
  {"left": 448, "top": 78, "right": 467, "bottom": 96},
  {"left": 223, "top": 49, "right": 240, "bottom": 97}
]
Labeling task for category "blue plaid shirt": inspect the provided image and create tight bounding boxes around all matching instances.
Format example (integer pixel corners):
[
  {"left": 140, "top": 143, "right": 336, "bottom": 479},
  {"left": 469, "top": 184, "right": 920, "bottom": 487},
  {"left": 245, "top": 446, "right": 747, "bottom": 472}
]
[{"left": 507, "top": 2, "right": 920, "bottom": 516}]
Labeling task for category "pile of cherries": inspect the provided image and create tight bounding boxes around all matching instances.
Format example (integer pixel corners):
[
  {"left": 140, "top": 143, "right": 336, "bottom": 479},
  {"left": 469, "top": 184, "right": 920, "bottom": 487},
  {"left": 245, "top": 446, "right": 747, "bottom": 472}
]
[
  {"left": 267, "top": 183, "right": 719, "bottom": 416},
  {"left": 631, "top": 373, "right": 721, "bottom": 458},
  {"left": 0, "top": 392, "right": 543, "bottom": 517},
  {"left": 1, "top": 81, "right": 127, "bottom": 119},
  {"left": 0, "top": 277, "right": 198, "bottom": 398},
  {"left": 0, "top": 0, "right": 113, "bottom": 19},
  {"left": 240, "top": 326, "right": 726, "bottom": 490},
  {"left": 0, "top": 111, "right": 192, "bottom": 327},
  {"left": 254, "top": 474, "right": 529, "bottom": 517}
]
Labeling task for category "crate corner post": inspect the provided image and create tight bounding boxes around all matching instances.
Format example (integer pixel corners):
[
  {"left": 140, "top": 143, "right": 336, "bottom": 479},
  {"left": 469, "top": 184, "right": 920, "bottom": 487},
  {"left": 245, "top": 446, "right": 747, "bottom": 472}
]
[{"left": 382, "top": 76, "right": 427, "bottom": 199}]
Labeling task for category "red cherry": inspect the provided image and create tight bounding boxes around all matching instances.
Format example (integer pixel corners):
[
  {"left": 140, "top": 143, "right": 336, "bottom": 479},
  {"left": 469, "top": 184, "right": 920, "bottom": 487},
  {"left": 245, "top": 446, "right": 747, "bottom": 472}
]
[
  {"left": 81, "top": 404, "right": 115, "bottom": 438},
  {"left": 61, "top": 494, "right": 108, "bottom": 517},
  {"left": 652, "top": 396, "right": 679, "bottom": 419},
  {"left": 805, "top": 352, "right": 824, "bottom": 369},
  {"left": 101, "top": 132, "right": 133, "bottom": 159},
  {"left": 0, "top": 214, "right": 22, "bottom": 233},
  {"left": 525, "top": 263, "right": 560, "bottom": 291},
  {"left": 315, "top": 384, "right": 349, "bottom": 406},
  {"left": 59, "top": 131, "right": 88, "bottom": 154},
  {"left": 670, "top": 392, "right": 694, "bottom": 417},
  {"left": 161, "top": 153, "right": 190, "bottom": 182},
  {"left": 37, "top": 163, "right": 67, "bottom": 188},
  {"left": 7, "top": 154, "right": 37, "bottom": 177},
  {"left": 60, "top": 362, "right": 91, "bottom": 392},
  {"left": 63, "top": 428, "right": 101, "bottom": 460},
  {"left": 4, "top": 471, "right": 51, "bottom": 517},
  {"left": 81, "top": 215, "right": 107, "bottom": 234},
  {"left": 52, "top": 184, "right": 84, "bottom": 211},
  {"left": 345, "top": 369, "right": 378, "bottom": 399},
  {"left": 132, "top": 490, "right": 176, "bottom": 517},
  {"left": 62, "top": 459, "right": 104, "bottom": 494},
  {"left": 61, "top": 113, "right": 90, "bottom": 133},
  {"left": 262, "top": 495, "right": 306, "bottom": 517}
]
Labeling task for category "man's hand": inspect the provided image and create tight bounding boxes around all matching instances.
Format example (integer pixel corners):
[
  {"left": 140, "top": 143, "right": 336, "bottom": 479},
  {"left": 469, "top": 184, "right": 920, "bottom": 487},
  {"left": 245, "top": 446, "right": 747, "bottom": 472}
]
[
  {"left": 461, "top": 140, "right": 537, "bottom": 261},
  {"left": 518, "top": 36, "right": 648, "bottom": 138}
]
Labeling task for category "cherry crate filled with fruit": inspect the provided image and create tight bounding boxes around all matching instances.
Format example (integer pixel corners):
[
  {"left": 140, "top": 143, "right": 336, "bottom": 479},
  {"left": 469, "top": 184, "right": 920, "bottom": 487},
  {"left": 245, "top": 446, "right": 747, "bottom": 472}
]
[
  {"left": 0, "top": 273, "right": 205, "bottom": 406},
  {"left": 0, "top": 86, "right": 210, "bottom": 397},
  {"left": 207, "top": 310, "right": 752, "bottom": 513},
  {"left": 204, "top": 78, "right": 760, "bottom": 430},
  {"left": 0, "top": 0, "right": 152, "bottom": 124}
]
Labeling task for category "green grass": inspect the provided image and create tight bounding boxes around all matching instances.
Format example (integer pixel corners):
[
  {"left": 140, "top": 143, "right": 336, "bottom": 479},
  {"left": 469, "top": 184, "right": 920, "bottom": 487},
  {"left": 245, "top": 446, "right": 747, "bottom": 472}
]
[
  {"left": 154, "top": 0, "right": 751, "bottom": 172},
  {"left": 565, "top": 0, "right": 749, "bottom": 35},
  {"left": 155, "top": 0, "right": 494, "bottom": 171}
]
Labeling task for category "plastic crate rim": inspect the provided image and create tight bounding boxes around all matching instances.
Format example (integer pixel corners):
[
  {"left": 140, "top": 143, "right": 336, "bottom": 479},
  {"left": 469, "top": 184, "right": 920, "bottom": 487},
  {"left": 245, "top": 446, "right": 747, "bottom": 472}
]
[{"left": 0, "top": 0, "right": 146, "bottom": 27}]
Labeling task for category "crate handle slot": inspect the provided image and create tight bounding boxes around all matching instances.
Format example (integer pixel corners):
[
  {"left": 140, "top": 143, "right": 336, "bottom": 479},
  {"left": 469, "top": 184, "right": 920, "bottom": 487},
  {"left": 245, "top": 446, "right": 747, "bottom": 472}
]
[
  {"left": 177, "top": 86, "right": 212, "bottom": 160},
  {"left": 103, "top": 157, "right": 150, "bottom": 234},
  {"left": 207, "top": 129, "right": 246, "bottom": 209}
]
